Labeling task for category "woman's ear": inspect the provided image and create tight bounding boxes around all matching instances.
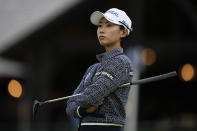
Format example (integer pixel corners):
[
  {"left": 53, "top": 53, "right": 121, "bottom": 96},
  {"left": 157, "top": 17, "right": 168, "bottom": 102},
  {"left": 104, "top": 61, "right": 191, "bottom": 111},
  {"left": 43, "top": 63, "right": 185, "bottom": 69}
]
[{"left": 120, "top": 29, "right": 128, "bottom": 38}]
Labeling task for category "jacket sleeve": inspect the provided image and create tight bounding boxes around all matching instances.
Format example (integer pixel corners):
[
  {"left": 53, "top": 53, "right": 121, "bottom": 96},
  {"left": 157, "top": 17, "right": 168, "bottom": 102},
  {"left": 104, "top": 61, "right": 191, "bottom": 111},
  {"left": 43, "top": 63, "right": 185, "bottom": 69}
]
[
  {"left": 66, "top": 65, "right": 95, "bottom": 118},
  {"left": 76, "top": 58, "right": 132, "bottom": 108}
]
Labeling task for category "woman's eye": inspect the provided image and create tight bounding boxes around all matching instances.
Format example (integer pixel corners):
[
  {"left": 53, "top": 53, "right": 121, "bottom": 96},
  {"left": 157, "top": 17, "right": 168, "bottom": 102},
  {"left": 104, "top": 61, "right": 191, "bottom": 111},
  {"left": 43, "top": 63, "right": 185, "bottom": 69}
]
[
  {"left": 107, "top": 24, "right": 112, "bottom": 27},
  {"left": 98, "top": 25, "right": 102, "bottom": 27}
]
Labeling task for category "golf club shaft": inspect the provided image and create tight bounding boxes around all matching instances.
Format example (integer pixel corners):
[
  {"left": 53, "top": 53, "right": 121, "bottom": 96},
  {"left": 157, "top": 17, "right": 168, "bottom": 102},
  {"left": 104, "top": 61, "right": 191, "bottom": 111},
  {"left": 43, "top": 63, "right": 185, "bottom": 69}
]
[
  {"left": 119, "top": 71, "right": 177, "bottom": 87},
  {"left": 45, "top": 71, "right": 177, "bottom": 103},
  {"left": 47, "top": 93, "right": 81, "bottom": 103}
]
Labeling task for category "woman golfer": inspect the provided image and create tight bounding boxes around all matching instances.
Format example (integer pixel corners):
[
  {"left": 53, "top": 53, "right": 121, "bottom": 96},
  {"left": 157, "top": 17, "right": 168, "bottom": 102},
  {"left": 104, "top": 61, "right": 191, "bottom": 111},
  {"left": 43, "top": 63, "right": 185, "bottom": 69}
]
[{"left": 66, "top": 8, "right": 133, "bottom": 131}]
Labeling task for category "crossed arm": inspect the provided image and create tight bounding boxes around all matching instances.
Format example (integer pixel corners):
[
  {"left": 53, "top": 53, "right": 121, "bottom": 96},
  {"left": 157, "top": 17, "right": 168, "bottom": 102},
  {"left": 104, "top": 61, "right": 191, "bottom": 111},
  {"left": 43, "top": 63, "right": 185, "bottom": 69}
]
[{"left": 66, "top": 59, "right": 129, "bottom": 118}]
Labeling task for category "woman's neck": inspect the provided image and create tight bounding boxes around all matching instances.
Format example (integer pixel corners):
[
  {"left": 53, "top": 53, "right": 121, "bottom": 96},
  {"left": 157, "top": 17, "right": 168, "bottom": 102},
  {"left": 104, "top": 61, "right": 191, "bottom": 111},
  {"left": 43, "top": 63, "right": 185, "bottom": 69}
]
[{"left": 104, "top": 42, "right": 121, "bottom": 52}]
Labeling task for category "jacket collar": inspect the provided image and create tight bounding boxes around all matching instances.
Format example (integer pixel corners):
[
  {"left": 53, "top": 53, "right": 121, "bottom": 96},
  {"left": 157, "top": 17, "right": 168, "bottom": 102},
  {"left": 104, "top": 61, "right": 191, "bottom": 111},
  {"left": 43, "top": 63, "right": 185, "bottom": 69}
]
[{"left": 96, "top": 48, "right": 123, "bottom": 62}]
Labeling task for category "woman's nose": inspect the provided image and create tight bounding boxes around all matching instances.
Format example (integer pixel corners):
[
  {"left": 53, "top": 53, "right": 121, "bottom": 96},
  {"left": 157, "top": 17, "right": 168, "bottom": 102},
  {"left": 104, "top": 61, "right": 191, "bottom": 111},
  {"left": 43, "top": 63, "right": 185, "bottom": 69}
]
[{"left": 99, "top": 26, "right": 105, "bottom": 33}]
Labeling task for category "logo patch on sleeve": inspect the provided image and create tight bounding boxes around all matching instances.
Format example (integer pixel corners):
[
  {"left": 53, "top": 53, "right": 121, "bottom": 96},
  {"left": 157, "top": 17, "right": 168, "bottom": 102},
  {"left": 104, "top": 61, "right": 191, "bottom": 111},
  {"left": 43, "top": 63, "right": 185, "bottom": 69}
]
[{"left": 95, "top": 71, "right": 114, "bottom": 80}]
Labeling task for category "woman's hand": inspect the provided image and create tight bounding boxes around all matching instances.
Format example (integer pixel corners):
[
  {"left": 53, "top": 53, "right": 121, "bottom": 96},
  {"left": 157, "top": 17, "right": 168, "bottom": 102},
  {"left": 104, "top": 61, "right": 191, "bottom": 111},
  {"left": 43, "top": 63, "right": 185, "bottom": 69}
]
[{"left": 86, "top": 101, "right": 103, "bottom": 113}]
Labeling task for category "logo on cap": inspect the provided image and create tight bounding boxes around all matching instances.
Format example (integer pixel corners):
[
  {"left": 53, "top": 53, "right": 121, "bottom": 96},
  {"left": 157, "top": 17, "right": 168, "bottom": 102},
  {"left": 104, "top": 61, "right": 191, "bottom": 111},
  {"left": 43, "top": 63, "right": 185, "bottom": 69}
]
[
  {"left": 106, "top": 10, "right": 119, "bottom": 17},
  {"left": 121, "top": 20, "right": 129, "bottom": 29}
]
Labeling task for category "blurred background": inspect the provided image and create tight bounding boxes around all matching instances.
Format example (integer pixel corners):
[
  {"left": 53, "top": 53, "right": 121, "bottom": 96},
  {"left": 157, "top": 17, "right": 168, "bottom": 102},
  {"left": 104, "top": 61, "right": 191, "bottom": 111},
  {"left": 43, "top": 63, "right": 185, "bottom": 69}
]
[{"left": 0, "top": 0, "right": 197, "bottom": 131}]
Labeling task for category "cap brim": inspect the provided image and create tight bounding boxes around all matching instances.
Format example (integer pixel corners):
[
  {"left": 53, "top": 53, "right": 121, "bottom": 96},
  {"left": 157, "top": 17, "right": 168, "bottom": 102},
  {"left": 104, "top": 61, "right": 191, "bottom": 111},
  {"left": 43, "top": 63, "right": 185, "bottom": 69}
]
[
  {"left": 90, "top": 11, "right": 104, "bottom": 26},
  {"left": 90, "top": 11, "right": 121, "bottom": 26}
]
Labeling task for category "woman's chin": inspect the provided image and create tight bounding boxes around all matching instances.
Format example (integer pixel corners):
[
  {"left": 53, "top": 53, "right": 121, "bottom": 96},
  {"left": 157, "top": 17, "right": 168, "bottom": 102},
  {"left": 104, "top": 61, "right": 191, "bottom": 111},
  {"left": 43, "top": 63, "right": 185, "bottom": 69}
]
[{"left": 99, "top": 42, "right": 111, "bottom": 47}]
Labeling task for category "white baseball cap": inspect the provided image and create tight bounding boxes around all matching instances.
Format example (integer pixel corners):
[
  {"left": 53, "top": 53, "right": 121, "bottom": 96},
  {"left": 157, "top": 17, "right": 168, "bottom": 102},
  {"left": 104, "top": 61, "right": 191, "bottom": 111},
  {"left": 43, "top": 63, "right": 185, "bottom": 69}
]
[{"left": 90, "top": 8, "right": 132, "bottom": 35}]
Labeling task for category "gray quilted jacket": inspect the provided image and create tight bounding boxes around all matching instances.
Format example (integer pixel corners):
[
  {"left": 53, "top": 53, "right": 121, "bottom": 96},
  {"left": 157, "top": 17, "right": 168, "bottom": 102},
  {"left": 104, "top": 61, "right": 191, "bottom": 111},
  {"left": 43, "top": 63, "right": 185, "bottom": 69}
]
[{"left": 66, "top": 48, "right": 133, "bottom": 125}]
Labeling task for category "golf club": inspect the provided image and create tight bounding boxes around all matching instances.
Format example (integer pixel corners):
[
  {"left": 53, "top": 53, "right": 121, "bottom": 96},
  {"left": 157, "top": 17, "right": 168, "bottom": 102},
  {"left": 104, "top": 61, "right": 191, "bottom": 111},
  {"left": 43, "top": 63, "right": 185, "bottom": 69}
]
[
  {"left": 33, "top": 71, "right": 177, "bottom": 119},
  {"left": 33, "top": 93, "right": 81, "bottom": 120}
]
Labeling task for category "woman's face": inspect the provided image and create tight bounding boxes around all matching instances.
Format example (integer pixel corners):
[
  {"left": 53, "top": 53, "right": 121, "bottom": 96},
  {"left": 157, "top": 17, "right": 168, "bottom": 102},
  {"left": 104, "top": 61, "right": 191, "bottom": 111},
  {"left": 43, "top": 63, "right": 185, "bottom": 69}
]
[{"left": 97, "top": 17, "right": 126, "bottom": 47}]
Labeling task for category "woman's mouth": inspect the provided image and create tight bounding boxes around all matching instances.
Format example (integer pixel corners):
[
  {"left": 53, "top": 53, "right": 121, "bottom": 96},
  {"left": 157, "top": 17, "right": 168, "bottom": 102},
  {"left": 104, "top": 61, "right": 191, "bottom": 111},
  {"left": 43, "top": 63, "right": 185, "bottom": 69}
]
[{"left": 99, "top": 36, "right": 105, "bottom": 40}]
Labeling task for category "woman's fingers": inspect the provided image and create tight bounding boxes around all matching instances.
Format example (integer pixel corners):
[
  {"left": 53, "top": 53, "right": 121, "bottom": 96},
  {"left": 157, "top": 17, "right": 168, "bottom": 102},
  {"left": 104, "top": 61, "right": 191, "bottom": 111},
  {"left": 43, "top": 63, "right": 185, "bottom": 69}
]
[
  {"left": 98, "top": 101, "right": 103, "bottom": 106},
  {"left": 86, "top": 101, "right": 104, "bottom": 113},
  {"left": 86, "top": 106, "right": 98, "bottom": 113}
]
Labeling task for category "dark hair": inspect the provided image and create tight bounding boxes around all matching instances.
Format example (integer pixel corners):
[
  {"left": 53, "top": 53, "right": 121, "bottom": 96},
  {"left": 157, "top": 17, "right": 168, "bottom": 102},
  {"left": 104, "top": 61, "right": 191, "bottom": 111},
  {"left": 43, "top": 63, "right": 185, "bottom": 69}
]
[
  {"left": 119, "top": 25, "right": 128, "bottom": 42},
  {"left": 120, "top": 25, "right": 125, "bottom": 30}
]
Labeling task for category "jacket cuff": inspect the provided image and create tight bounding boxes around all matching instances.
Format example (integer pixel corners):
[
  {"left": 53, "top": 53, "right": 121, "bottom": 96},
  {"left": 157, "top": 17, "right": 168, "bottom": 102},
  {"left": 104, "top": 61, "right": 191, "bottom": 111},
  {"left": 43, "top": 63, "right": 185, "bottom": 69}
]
[
  {"left": 76, "top": 106, "right": 82, "bottom": 118},
  {"left": 76, "top": 106, "right": 89, "bottom": 118}
]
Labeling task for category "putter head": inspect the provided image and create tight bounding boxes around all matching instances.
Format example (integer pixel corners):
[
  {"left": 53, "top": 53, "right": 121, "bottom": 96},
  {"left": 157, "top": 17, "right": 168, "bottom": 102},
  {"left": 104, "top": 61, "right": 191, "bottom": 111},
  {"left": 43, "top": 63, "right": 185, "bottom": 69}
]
[
  {"left": 33, "top": 100, "right": 47, "bottom": 120},
  {"left": 33, "top": 100, "right": 40, "bottom": 120}
]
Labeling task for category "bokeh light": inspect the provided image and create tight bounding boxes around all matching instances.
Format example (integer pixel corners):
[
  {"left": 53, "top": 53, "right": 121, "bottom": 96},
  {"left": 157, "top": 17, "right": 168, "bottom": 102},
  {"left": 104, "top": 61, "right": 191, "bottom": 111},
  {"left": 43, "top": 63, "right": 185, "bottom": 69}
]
[
  {"left": 141, "top": 48, "right": 157, "bottom": 66},
  {"left": 181, "top": 64, "right": 195, "bottom": 82},
  {"left": 8, "top": 80, "right": 23, "bottom": 98}
]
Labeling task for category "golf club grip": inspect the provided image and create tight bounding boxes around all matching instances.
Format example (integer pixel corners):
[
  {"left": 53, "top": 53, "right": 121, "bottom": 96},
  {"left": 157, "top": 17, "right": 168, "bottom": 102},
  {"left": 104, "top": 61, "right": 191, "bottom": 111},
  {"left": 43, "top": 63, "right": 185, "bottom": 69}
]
[
  {"left": 119, "top": 71, "right": 177, "bottom": 87},
  {"left": 47, "top": 93, "right": 81, "bottom": 103}
]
